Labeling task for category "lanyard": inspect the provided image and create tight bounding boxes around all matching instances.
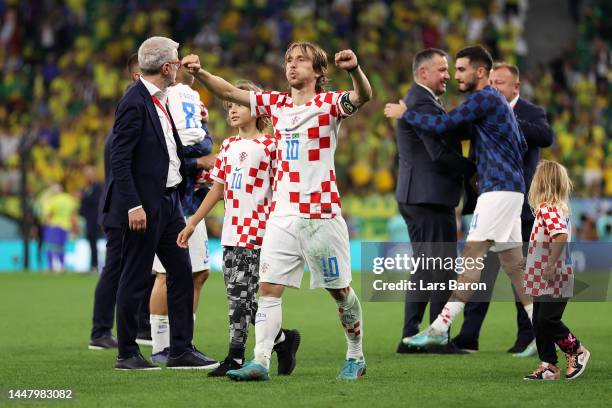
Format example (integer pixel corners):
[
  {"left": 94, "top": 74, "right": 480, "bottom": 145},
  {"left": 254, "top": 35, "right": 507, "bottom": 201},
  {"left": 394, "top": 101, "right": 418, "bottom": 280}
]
[{"left": 151, "top": 95, "right": 172, "bottom": 128}]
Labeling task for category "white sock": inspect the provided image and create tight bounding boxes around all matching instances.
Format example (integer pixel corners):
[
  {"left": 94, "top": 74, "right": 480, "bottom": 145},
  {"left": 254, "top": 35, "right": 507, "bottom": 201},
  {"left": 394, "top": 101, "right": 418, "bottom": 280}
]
[
  {"left": 431, "top": 301, "right": 465, "bottom": 334},
  {"left": 253, "top": 296, "right": 282, "bottom": 369},
  {"left": 524, "top": 303, "right": 533, "bottom": 323},
  {"left": 150, "top": 314, "right": 170, "bottom": 354},
  {"left": 274, "top": 330, "right": 286, "bottom": 345},
  {"left": 336, "top": 288, "right": 364, "bottom": 360},
  {"left": 193, "top": 313, "right": 196, "bottom": 322}
]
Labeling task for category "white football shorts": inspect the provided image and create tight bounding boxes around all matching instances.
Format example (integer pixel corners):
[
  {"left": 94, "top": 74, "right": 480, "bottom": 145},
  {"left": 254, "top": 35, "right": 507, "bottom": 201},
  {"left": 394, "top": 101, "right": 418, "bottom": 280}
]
[
  {"left": 466, "top": 191, "right": 524, "bottom": 252},
  {"left": 258, "top": 215, "right": 352, "bottom": 289},
  {"left": 153, "top": 215, "right": 210, "bottom": 273}
]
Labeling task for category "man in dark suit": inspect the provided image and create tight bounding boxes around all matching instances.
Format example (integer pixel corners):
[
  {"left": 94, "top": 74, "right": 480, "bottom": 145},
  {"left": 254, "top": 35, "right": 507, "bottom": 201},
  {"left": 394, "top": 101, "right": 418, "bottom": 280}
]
[
  {"left": 90, "top": 53, "right": 214, "bottom": 352},
  {"left": 452, "top": 62, "right": 554, "bottom": 354},
  {"left": 103, "top": 36, "right": 210, "bottom": 370},
  {"left": 79, "top": 165, "right": 102, "bottom": 272},
  {"left": 89, "top": 54, "right": 150, "bottom": 350},
  {"left": 387, "top": 48, "right": 476, "bottom": 353}
]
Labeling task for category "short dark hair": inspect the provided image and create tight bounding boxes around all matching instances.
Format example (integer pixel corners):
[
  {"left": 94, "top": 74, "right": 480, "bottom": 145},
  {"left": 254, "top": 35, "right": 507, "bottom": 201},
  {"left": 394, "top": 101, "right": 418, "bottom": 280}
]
[
  {"left": 492, "top": 61, "right": 520, "bottom": 79},
  {"left": 412, "top": 48, "right": 447, "bottom": 77},
  {"left": 126, "top": 53, "right": 139, "bottom": 75},
  {"left": 455, "top": 45, "right": 493, "bottom": 72}
]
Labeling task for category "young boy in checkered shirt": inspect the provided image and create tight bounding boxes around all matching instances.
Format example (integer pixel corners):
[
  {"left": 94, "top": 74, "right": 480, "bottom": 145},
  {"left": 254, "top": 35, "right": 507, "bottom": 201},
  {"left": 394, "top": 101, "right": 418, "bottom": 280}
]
[
  {"left": 177, "top": 81, "right": 300, "bottom": 378},
  {"left": 523, "top": 160, "right": 590, "bottom": 380},
  {"left": 182, "top": 41, "right": 372, "bottom": 381}
]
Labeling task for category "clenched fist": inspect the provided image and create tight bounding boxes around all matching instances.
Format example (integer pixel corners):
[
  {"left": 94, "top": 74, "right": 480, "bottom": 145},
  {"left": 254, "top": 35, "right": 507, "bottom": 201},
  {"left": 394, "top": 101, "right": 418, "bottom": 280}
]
[
  {"left": 334, "top": 50, "right": 358, "bottom": 72},
  {"left": 182, "top": 54, "right": 201, "bottom": 75}
]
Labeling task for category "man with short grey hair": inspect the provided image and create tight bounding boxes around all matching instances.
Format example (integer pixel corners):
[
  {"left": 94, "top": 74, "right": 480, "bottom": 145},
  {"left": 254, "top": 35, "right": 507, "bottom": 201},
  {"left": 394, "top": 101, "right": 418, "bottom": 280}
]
[{"left": 102, "top": 36, "right": 214, "bottom": 370}]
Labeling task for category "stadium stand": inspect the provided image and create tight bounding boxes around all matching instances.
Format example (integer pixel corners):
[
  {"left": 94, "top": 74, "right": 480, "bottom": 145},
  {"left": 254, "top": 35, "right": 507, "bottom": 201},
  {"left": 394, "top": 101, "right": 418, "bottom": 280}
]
[{"left": 0, "top": 0, "right": 609, "bottom": 244}]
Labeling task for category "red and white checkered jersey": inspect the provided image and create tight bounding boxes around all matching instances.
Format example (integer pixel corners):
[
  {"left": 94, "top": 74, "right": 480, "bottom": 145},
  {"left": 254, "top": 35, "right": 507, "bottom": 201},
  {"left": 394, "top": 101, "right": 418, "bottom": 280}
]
[
  {"left": 210, "top": 134, "right": 277, "bottom": 249},
  {"left": 524, "top": 204, "right": 574, "bottom": 298},
  {"left": 249, "top": 90, "right": 356, "bottom": 219},
  {"left": 167, "top": 83, "right": 208, "bottom": 145}
]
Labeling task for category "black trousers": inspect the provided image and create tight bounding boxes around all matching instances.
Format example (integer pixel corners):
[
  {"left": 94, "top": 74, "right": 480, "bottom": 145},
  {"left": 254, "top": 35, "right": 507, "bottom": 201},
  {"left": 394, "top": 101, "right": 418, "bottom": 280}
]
[
  {"left": 90, "top": 228, "right": 153, "bottom": 340},
  {"left": 116, "top": 190, "right": 194, "bottom": 358},
  {"left": 457, "top": 219, "right": 534, "bottom": 344},
  {"left": 398, "top": 203, "right": 457, "bottom": 338},
  {"left": 86, "top": 231, "right": 99, "bottom": 270},
  {"left": 533, "top": 296, "right": 579, "bottom": 364}
]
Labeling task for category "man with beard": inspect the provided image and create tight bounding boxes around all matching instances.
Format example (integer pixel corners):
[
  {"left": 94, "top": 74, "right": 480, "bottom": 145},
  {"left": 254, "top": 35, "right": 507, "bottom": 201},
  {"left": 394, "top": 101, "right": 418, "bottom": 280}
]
[{"left": 385, "top": 45, "right": 533, "bottom": 349}]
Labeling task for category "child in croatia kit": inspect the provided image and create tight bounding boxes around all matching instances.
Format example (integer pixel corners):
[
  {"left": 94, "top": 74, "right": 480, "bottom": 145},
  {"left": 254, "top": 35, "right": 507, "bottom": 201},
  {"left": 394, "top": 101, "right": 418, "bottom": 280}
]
[
  {"left": 177, "top": 81, "right": 299, "bottom": 378},
  {"left": 522, "top": 160, "right": 590, "bottom": 381}
]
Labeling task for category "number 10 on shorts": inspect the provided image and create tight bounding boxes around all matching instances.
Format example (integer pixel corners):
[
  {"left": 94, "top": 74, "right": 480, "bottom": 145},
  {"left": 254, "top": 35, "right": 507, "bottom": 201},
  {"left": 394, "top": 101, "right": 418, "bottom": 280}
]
[{"left": 321, "top": 256, "right": 339, "bottom": 282}]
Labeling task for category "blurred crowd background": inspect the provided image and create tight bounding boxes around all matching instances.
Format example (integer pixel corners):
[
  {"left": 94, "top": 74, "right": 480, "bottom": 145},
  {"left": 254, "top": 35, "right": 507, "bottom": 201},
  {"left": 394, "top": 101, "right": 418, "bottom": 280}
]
[{"left": 0, "top": 0, "right": 610, "bottom": 255}]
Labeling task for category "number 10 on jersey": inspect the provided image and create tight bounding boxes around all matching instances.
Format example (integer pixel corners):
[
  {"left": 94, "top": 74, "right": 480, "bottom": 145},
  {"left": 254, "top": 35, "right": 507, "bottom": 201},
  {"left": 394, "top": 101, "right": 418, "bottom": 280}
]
[
  {"left": 285, "top": 134, "right": 300, "bottom": 160},
  {"left": 230, "top": 169, "right": 243, "bottom": 190}
]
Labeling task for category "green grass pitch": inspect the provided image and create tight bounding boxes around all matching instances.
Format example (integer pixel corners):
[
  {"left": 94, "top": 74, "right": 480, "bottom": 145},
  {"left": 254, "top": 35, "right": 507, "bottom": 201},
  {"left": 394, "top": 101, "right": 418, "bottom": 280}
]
[{"left": 1, "top": 273, "right": 611, "bottom": 407}]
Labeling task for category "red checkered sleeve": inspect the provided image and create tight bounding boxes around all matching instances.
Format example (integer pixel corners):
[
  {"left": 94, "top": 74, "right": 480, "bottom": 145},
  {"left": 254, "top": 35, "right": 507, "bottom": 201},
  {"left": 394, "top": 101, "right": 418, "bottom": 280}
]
[
  {"left": 268, "top": 139, "right": 278, "bottom": 186},
  {"left": 250, "top": 90, "right": 287, "bottom": 118},
  {"left": 209, "top": 139, "right": 229, "bottom": 184},
  {"left": 200, "top": 102, "right": 209, "bottom": 123},
  {"left": 540, "top": 205, "right": 568, "bottom": 237},
  {"left": 331, "top": 91, "right": 356, "bottom": 120}
]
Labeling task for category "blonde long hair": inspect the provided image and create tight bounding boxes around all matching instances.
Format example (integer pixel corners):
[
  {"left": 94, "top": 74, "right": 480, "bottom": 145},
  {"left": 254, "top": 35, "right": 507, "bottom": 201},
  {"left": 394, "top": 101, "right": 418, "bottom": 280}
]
[{"left": 528, "top": 160, "right": 572, "bottom": 215}]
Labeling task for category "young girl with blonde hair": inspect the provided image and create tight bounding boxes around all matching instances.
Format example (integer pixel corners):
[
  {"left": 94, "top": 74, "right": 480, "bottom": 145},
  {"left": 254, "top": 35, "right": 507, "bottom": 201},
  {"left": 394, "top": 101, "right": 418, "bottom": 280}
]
[{"left": 523, "top": 160, "right": 590, "bottom": 380}]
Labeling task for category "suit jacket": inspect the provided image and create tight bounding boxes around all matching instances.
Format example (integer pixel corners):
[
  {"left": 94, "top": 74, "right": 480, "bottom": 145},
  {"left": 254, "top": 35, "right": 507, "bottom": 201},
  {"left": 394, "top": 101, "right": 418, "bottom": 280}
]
[
  {"left": 396, "top": 83, "right": 475, "bottom": 208},
  {"left": 462, "top": 97, "right": 554, "bottom": 220},
  {"left": 101, "top": 79, "right": 187, "bottom": 228},
  {"left": 514, "top": 97, "right": 554, "bottom": 221},
  {"left": 80, "top": 181, "right": 102, "bottom": 234}
]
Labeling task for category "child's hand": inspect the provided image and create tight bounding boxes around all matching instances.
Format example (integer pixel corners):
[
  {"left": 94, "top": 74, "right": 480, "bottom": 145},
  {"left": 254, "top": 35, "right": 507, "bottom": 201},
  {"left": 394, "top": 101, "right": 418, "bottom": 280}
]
[
  {"left": 177, "top": 224, "right": 195, "bottom": 248},
  {"left": 518, "top": 257, "right": 526, "bottom": 271},
  {"left": 542, "top": 264, "right": 556, "bottom": 282}
]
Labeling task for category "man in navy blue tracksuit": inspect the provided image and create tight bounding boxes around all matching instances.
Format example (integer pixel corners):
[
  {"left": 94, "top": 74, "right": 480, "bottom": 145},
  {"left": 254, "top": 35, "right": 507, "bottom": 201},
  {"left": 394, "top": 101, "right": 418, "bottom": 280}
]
[{"left": 453, "top": 62, "right": 554, "bottom": 354}]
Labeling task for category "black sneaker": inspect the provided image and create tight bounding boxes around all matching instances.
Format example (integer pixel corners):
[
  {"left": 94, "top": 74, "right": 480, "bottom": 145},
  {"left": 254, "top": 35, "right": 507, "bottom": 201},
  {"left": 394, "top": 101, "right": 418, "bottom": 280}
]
[
  {"left": 115, "top": 353, "right": 161, "bottom": 371},
  {"left": 273, "top": 329, "right": 301, "bottom": 375},
  {"left": 451, "top": 335, "right": 479, "bottom": 353},
  {"left": 136, "top": 331, "right": 153, "bottom": 347},
  {"left": 396, "top": 341, "right": 427, "bottom": 354},
  {"left": 208, "top": 357, "right": 242, "bottom": 377},
  {"left": 89, "top": 335, "right": 118, "bottom": 350},
  {"left": 166, "top": 348, "right": 219, "bottom": 370}
]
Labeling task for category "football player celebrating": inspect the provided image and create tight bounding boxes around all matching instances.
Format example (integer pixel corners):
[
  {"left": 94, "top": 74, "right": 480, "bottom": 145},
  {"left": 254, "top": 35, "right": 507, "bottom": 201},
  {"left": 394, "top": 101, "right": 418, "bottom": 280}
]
[
  {"left": 182, "top": 41, "right": 372, "bottom": 380},
  {"left": 177, "top": 80, "right": 300, "bottom": 378}
]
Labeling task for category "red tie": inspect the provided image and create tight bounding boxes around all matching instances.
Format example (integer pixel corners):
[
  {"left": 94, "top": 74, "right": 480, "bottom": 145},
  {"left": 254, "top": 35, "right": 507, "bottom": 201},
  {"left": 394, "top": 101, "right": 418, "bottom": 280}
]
[{"left": 152, "top": 95, "right": 172, "bottom": 128}]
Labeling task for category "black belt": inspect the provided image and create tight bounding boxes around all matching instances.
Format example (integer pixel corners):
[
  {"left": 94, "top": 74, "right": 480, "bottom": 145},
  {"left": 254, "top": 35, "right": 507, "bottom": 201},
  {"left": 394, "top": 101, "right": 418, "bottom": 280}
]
[{"left": 164, "top": 185, "right": 178, "bottom": 195}]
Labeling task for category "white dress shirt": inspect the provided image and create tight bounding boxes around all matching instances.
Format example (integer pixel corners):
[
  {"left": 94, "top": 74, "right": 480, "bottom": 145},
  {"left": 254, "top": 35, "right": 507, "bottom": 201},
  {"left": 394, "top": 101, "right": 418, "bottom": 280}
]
[
  {"left": 509, "top": 93, "right": 519, "bottom": 109},
  {"left": 128, "top": 77, "right": 182, "bottom": 214},
  {"left": 416, "top": 82, "right": 443, "bottom": 106},
  {"left": 140, "top": 77, "right": 182, "bottom": 188}
]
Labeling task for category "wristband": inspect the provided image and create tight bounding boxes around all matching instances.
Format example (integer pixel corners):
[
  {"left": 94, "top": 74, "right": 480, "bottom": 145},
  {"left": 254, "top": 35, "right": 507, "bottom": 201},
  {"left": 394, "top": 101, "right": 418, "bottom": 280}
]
[{"left": 347, "top": 64, "right": 359, "bottom": 73}]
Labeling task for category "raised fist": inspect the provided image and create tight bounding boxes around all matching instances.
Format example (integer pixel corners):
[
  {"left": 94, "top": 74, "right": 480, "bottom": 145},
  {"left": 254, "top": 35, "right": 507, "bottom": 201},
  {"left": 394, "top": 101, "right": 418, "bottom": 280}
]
[
  {"left": 334, "top": 50, "right": 358, "bottom": 72},
  {"left": 182, "top": 54, "right": 201, "bottom": 74}
]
